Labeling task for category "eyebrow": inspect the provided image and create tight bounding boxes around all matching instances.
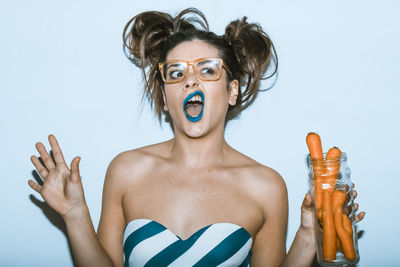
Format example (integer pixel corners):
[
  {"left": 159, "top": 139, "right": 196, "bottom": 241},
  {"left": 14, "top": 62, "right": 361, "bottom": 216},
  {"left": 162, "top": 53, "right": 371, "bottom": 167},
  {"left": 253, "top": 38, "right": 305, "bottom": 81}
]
[
  {"left": 196, "top": 60, "right": 214, "bottom": 66},
  {"left": 166, "top": 63, "right": 185, "bottom": 70}
]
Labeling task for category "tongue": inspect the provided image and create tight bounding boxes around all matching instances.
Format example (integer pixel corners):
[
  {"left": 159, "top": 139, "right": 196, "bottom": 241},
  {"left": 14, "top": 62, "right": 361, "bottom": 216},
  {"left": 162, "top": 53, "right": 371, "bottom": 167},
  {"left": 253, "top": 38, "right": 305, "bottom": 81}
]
[{"left": 185, "top": 103, "right": 203, "bottom": 117}]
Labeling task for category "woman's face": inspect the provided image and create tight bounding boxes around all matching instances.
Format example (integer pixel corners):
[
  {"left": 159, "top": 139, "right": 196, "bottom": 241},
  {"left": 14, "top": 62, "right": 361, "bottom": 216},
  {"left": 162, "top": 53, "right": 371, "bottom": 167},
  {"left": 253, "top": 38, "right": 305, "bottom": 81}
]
[{"left": 163, "top": 40, "right": 238, "bottom": 138}]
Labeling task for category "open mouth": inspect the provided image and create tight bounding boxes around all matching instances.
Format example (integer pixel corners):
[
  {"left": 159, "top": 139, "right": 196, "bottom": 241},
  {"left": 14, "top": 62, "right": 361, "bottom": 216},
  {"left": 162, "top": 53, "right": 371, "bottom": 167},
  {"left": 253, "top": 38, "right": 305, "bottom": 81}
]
[{"left": 183, "top": 91, "right": 204, "bottom": 122}]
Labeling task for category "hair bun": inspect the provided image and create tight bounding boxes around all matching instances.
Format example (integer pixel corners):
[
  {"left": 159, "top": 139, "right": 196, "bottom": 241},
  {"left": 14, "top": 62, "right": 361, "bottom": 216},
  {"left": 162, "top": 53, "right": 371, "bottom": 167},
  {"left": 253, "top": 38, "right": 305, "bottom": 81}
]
[
  {"left": 224, "top": 17, "right": 277, "bottom": 106},
  {"left": 123, "top": 8, "right": 209, "bottom": 66},
  {"left": 224, "top": 16, "right": 275, "bottom": 70},
  {"left": 123, "top": 11, "right": 175, "bottom": 65}
]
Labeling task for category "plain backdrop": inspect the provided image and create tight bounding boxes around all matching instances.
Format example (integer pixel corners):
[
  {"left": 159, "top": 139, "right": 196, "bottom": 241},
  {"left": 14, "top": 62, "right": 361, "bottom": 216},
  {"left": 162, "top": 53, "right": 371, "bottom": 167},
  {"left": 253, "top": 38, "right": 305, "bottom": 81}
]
[{"left": 1, "top": 0, "right": 399, "bottom": 266}]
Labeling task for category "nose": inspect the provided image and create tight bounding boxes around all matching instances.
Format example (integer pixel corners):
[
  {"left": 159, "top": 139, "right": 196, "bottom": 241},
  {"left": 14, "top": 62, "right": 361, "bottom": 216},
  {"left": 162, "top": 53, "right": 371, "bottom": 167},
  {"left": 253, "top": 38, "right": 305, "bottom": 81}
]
[{"left": 183, "top": 65, "right": 199, "bottom": 90}]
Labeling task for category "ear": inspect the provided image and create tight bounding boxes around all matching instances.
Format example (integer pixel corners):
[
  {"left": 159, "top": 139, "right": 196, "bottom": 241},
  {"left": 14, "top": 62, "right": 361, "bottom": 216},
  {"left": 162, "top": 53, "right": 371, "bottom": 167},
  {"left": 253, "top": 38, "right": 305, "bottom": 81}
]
[
  {"left": 228, "top": 79, "right": 239, "bottom": 106},
  {"left": 162, "top": 90, "right": 168, "bottom": 111}
]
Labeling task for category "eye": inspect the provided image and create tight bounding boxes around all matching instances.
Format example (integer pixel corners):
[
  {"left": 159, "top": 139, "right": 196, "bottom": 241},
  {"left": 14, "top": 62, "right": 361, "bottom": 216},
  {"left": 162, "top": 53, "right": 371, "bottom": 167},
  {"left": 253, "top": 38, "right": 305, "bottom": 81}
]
[
  {"left": 200, "top": 67, "right": 215, "bottom": 75},
  {"left": 197, "top": 60, "right": 220, "bottom": 77},
  {"left": 169, "top": 69, "right": 184, "bottom": 79},
  {"left": 165, "top": 63, "right": 186, "bottom": 81}
]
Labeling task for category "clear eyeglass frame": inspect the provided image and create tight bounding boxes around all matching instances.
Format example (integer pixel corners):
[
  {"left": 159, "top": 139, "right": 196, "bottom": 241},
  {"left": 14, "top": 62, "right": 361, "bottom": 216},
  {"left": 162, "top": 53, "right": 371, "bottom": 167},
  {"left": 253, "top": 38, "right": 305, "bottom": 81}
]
[{"left": 158, "top": 57, "right": 232, "bottom": 84}]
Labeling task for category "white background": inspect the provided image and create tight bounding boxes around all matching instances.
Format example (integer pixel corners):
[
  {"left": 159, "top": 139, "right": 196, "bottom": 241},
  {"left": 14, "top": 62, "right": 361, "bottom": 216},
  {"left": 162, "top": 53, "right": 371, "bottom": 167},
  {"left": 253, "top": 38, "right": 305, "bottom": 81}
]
[{"left": 1, "top": 0, "right": 399, "bottom": 266}]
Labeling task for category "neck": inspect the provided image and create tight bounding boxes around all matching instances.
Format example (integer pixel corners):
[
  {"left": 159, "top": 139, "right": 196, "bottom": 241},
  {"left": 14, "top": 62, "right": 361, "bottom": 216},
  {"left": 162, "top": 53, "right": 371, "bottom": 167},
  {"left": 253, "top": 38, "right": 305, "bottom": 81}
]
[{"left": 170, "top": 126, "right": 229, "bottom": 168}]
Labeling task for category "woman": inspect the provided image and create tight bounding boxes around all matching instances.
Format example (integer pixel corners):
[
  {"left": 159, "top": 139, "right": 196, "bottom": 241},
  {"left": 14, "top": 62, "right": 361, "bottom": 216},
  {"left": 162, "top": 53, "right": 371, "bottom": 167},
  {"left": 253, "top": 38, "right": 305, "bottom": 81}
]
[{"left": 28, "top": 8, "right": 364, "bottom": 267}]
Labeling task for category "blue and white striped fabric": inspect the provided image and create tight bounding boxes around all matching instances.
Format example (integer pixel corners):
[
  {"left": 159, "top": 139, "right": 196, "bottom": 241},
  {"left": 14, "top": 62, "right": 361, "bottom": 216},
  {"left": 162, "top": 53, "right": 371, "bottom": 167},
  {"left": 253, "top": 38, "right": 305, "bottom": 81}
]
[{"left": 123, "top": 219, "right": 253, "bottom": 267}]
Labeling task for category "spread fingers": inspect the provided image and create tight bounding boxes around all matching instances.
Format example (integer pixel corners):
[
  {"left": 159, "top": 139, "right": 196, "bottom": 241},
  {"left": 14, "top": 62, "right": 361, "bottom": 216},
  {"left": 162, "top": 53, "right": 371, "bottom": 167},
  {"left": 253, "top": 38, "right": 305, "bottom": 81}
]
[
  {"left": 31, "top": 155, "right": 49, "bottom": 179},
  {"left": 35, "top": 142, "right": 56, "bottom": 170},
  {"left": 48, "top": 135, "right": 67, "bottom": 169},
  {"left": 28, "top": 179, "right": 42, "bottom": 193}
]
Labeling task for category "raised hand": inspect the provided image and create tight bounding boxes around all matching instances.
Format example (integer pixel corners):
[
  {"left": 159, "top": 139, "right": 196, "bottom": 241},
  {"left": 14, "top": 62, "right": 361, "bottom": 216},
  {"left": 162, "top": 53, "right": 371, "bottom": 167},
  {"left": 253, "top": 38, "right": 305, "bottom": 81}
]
[{"left": 28, "top": 135, "right": 86, "bottom": 219}]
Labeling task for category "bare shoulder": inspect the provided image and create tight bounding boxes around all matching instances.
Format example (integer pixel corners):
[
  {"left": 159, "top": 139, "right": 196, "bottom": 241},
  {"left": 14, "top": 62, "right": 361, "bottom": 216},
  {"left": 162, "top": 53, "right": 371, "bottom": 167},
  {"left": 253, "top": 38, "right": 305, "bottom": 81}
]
[
  {"left": 230, "top": 150, "right": 286, "bottom": 191},
  {"left": 230, "top": 151, "right": 288, "bottom": 211},
  {"left": 104, "top": 140, "right": 171, "bottom": 186},
  {"left": 247, "top": 162, "right": 287, "bottom": 198}
]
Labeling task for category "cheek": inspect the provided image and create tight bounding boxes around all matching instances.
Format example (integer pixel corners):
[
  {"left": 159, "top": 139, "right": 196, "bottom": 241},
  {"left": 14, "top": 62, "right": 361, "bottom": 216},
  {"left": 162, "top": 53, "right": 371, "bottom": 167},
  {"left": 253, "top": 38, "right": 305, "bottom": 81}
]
[
  {"left": 164, "top": 87, "right": 178, "bottom": 106},
  {"left": 206, "top": 85, "right": 231, "bottom": 112},
  {"left": 164, "top": 88, "right": 184, "bottom": 120}
]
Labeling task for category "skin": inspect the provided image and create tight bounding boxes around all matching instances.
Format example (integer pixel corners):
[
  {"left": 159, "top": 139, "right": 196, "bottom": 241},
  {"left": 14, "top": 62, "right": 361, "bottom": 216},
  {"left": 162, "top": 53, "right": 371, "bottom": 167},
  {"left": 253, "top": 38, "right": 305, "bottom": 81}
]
[{"left": 28, "top": 40, "right": 365, "bottom": 267}]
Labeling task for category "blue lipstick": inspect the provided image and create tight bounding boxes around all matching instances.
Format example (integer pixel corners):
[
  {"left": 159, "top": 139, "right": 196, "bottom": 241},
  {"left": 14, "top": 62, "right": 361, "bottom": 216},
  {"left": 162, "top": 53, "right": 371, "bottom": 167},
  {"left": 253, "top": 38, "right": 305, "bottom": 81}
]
[{"left": 183, "top": 91, "right": 204, "bottom": 122}]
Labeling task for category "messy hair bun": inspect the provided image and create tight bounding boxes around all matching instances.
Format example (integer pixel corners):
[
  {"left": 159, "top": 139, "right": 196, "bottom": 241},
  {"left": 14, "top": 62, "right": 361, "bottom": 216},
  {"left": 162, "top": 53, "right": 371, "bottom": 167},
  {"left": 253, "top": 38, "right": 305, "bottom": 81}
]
[
  {"left": 123, "top": 8, "right": 208, "bottom": 66},
  {"left": 122, "top": 8, "right": 277, "bottom": 123},
  {"left": 224, "top": 17, "right": 278, "bottom": 119}
]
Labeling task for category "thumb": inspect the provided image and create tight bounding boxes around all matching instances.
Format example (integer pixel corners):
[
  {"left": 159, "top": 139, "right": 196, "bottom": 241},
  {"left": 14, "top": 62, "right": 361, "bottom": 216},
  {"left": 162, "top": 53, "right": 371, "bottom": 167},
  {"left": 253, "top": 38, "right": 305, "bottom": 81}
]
[{"left": 70, "top": 156, "right": 81, "bottom": 182}]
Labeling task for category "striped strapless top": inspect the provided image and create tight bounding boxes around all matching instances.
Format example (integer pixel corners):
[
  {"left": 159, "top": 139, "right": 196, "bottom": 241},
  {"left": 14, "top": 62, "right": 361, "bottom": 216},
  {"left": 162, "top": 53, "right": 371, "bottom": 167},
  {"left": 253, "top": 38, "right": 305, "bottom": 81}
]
[{"left": 123, "top": 219, "right": 253, "bottom": 267}]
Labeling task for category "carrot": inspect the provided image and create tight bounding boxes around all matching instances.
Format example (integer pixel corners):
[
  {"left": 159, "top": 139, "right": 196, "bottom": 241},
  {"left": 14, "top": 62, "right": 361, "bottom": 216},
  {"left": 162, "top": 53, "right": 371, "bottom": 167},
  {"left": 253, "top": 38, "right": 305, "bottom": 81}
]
[
  {"left": 332, "top": 190, "right": 346, "bottom": 212},
  {"left": 306, "top": 132, "right": 324, "bottom": 160},
  {"left": 325, "top": 147, "right": 342, "bottom": 192},
  {"left": 332, "top": 189, "right": 355, "bottom": 260},
  {"left": 342, "top": 214, "right": 354, "bottom": 236},
  {"left": 332, "top": 190, "right": 346, "bottom": 254},
  {"left": 306, "top": 132, "right": 324, "bottom": 219},
  {"left": 322, "top": 190, "right": 337, "bottom": 261},
  {"left": 334, "top": 207, "right": 356, "bottom": 260},
  {"left": 326, "top": 147, "right": 341, "bottom": 159}
]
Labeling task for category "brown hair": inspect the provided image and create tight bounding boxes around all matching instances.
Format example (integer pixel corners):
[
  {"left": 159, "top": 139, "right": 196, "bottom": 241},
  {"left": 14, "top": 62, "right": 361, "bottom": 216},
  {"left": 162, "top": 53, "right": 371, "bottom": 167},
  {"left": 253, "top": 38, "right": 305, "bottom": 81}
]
[{"left": 122, "top": 8, "right": 278, "bottom": 123}]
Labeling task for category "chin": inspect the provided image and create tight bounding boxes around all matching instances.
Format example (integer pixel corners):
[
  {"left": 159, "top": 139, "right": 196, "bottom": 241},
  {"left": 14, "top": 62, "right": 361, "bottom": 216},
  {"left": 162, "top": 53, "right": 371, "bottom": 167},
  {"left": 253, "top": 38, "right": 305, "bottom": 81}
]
[
  {"left": 172, "top": 113, "right": 223, "bottom": 139},
  {"left": 183, "top": 125, "right": 208, "bottom": 139}
]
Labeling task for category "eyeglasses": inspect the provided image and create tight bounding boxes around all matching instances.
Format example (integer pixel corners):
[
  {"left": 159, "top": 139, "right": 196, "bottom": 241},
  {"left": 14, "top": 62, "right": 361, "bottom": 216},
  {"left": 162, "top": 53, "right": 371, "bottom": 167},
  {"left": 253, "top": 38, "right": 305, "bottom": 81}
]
[{"left": 158, "top": 57, "right": 231, "bottom": 84}]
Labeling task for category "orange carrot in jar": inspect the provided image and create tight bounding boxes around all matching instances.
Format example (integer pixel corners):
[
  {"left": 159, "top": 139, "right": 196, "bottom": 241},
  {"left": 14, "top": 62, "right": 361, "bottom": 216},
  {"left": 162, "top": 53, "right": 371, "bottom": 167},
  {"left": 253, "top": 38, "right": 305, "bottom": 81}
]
[
  {"left": 332, "top": 190, "right": 346, "bottom": 253},
  {"left": 334, "top": 207, "right": 356, "bottom": 260},
  {"left": 322, "top": 190, "right": 337, "bottom": 261},
  {"left": 306, "top": 132, "right": 324, "bottom": 160},
  {"left": 342, "top": 214, "right": 354, "bottom": 236},
  {"left": 332, "top": 190, "right": 346, "bottom": 212},
  {"left": 331, "top": 189, "right": 355, "bottom": 260},
  {"left": 325, "top": 147, "right": 342, "bottom": 192},
  {"left": 306, "top": 132, "right": 324, "bottom": 219},
  {"left": 326, "top": 147, "right": 341, "bottom": 159}
]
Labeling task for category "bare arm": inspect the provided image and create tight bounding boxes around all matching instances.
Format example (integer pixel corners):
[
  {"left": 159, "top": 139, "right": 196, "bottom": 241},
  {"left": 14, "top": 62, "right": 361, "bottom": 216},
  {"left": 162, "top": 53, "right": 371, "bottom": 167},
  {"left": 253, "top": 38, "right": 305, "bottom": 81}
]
[
  {"left": 249, "top": 170, "right": 288, "bottom": 267},
  {"left": 280, "top": 194, "right": 315, "bottom": 267},
  {"left": 29, "top": 135, "right": 113, "bottom": 267},
  {"left": 64, "top": 205, "right": 114, "bottom": 267},
  {"left": 97, "top": 154, "right": 128, "bottom": 267},
  {"left": 249, "top": 170, "right": 315, "bottom": 267}
]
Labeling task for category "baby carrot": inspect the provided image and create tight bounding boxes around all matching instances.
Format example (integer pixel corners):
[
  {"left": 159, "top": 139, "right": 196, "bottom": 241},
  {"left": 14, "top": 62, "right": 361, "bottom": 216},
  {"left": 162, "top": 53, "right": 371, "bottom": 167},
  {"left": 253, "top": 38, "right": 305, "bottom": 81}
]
[
  {"left": 325, "top": 147, "right": 342, "bottom": 192},
  {"left": 306, "top": 132, "right": 324, "bottom": 218},
  {"left": 322, "top": 190, "right": 337, "bottom": 261}
]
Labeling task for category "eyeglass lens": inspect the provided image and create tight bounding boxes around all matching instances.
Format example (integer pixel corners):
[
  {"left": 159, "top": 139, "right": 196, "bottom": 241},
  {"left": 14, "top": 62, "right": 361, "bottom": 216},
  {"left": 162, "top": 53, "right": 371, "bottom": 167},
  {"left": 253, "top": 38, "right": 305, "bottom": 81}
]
[{"left": 162, "top": 59, "right": 222, "bottom": 83}]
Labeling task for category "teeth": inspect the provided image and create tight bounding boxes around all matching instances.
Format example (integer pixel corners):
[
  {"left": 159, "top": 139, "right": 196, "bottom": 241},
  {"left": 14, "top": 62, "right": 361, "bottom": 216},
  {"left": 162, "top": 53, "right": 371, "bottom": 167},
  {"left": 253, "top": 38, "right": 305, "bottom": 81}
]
[{"left": 188, "top": 95, "right": 202, "bottom": 102}]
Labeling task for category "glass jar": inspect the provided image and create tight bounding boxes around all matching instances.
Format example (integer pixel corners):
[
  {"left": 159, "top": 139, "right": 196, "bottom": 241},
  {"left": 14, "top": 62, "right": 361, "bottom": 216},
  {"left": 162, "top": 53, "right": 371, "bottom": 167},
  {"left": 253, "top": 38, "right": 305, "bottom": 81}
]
[{"left": 307, "top": 152, "right": 360, "bottom": 266}]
